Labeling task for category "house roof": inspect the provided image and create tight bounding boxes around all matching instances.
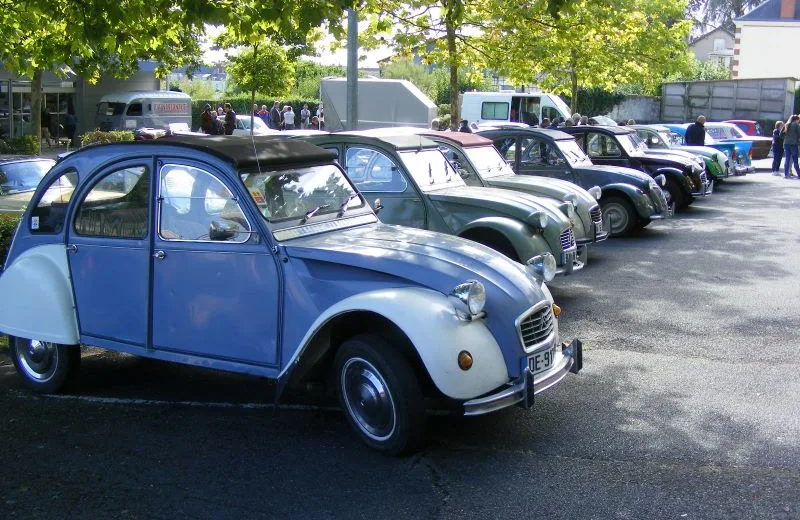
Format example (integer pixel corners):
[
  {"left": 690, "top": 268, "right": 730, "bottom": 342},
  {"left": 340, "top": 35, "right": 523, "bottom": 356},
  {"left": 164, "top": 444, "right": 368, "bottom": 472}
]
[
  {"left": 737, "top": 0, "right": 800, "bottom": 22},
  {"left": 689, "top": 26, "right": 735, "bottom": 46}
]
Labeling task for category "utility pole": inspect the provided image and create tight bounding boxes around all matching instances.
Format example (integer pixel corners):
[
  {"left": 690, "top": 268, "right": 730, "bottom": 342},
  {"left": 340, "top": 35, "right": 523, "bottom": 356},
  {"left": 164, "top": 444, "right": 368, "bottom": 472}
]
[{"left": 346, "top": 8, "right": 358, "bottom": 131}]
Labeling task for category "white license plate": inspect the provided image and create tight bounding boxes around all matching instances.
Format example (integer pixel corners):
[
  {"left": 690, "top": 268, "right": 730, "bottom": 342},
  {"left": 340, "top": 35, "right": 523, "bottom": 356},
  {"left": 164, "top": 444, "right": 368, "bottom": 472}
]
[
  {"left": 595, "top": 222, "right": 603, "bottom": 235},
  {"left": 529, "top": 345, "right": 557, "bottom": 375}
]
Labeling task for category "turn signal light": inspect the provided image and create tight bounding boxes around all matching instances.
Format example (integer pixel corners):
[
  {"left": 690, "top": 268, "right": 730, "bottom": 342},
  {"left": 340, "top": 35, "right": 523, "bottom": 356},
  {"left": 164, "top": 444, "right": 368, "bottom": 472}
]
[
  {"left": 552, "top": 304, "right": 562, "bottom": 317},
  {"left": 458, "top": 351, "right": 473, "bottom": 371}
]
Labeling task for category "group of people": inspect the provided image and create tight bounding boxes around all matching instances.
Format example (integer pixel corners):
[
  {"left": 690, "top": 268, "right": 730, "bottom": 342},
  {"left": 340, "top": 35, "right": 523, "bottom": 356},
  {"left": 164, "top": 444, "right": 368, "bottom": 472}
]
[
  {"left": 199, "top": 101, "right": 324, "bottom": 136},
  {"left": 771, "top": 115, "right": 800, "bottom": 178}
]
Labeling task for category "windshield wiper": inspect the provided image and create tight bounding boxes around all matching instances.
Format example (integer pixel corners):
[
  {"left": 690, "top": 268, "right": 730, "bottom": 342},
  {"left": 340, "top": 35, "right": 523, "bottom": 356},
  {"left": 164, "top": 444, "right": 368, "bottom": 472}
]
[
  {"left": 300, "top": 204, "right": 330, "bottom": 224},
  {"left": 338, "top": 193, "right": 359, "bottom": 217}
]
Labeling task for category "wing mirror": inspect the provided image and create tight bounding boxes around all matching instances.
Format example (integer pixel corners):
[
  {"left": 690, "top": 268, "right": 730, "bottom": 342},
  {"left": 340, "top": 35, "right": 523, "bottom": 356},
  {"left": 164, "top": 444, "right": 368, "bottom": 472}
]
[
  {"left": 209, "top": 220, "right": 238, "bottom": 241},
  {"left": 655, "top": 174, "right": 666, "bottom": 187},
  {"left": 373, "top": 198, "right": 384, "bottom": 215}
]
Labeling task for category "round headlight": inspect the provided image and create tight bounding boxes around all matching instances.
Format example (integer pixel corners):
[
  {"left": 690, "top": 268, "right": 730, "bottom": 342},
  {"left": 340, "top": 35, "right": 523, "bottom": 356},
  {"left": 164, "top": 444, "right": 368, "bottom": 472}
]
[
  {"left": 588, "top": 186, "right": 602, "bottom": 200},
  {"left": 450, "top": 280, "right": 486, "bottom": 316},
  {"left": 526, "top": 253, "right": 557, "bottom": 283}
]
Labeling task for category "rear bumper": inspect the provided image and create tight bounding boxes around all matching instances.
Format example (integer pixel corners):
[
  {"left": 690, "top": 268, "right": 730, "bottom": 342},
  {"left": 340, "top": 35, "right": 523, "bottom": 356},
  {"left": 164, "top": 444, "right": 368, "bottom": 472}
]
[{"left": 463, "top": 339, "right": 583, "bottom": 416}]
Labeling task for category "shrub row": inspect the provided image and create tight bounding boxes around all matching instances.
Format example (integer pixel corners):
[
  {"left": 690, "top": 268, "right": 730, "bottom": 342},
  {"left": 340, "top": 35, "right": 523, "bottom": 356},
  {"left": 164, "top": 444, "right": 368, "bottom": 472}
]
[
  {"left": 0, "top": 213, "right": 20, "bottom": 269},
  {"left": 81, "top": 130, "right": 135, "bottom": 147},
  {"left": 0, "top": 136, "right": 39, "bottom": 155}
]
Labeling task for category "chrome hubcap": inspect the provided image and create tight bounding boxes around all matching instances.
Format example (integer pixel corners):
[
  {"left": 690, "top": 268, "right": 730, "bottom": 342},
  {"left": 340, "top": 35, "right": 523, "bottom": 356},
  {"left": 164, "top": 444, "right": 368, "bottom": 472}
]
[
  {"left": 341, "top": 357, "right": 396, "bottom": 441},
  {"left": 604, "top": 205, "right": 628, "bottom": 234},
  {"left": 17, "top": 340, "right": 58, "bottom": 381}
]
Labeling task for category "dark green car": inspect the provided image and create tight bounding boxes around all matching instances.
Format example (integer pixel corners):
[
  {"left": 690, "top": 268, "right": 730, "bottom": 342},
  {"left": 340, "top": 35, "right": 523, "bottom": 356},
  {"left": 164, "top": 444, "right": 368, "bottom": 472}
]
[{"left": 298, "top": 133, "right": 582, "bottom": 275}]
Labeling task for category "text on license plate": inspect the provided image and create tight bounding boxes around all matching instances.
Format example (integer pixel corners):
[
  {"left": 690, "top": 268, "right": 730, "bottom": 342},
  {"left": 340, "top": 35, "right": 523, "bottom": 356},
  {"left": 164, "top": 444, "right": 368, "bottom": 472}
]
[{"left": 529, "top": 345, "right": 557, "bottom": 375}]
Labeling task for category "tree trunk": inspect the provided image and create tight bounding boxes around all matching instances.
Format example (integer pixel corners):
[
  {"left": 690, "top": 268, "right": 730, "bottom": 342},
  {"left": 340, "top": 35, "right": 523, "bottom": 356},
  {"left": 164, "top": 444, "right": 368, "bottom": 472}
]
[
  {"left": 32, "top": 70, "right": 43, "bottom": 154},
  {"left": 250, "top": 44, "right": 258, "bottom": 136},
  {"left": 447, "top": 23, "right": 459, "bottom": 130}
]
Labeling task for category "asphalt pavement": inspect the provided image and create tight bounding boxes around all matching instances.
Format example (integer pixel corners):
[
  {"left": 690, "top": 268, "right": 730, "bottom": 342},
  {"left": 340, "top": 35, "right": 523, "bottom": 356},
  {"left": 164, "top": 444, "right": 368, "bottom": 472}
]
[{"left": 1, "top": 171, "right": 800, "bottom": 519}]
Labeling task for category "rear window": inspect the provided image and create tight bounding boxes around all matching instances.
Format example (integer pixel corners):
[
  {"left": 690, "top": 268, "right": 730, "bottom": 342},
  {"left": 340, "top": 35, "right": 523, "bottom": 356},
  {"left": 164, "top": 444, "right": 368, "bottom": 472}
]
[{"left": 481, "top": 102, "right": 509, "bottom": 120}]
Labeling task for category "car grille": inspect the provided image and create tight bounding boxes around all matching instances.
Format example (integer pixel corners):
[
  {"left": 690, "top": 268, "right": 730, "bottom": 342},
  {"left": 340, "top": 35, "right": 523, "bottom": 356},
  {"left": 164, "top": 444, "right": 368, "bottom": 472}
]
[
  {"left": 559, "top": 228, "right": 576, "bottom": 251},
  {"left": 589, "top": 205, "right": 602, "bottom": 225},
  {"left": 519, "top": 305, "right": 556, "bottom": 351}
]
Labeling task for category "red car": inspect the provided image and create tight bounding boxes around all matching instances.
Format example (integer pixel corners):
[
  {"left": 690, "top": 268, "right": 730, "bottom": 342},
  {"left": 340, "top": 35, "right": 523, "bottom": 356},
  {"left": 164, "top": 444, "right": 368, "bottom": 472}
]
[{"left": 724, "top": 120, "right": 765, "bottom": 137}]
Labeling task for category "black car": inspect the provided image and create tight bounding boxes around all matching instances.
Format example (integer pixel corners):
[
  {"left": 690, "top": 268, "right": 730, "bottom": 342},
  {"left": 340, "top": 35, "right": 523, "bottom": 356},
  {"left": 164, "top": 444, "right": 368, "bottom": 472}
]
[
  {"left": 475, "top": 126, "right": 672, "bottom": 236},
  {"left": 559, "top": 125, "right": 710, "bottom": 209}
]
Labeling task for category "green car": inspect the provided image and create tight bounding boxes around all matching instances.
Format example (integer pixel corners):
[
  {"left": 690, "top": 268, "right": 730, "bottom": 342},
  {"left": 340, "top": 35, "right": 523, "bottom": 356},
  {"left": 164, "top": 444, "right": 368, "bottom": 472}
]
[
  {"left": 299, "top": 133, "right": 582, "bottom": 276},
  {"left": 632, "top": 125, "right": 728, "bottom": 183}
]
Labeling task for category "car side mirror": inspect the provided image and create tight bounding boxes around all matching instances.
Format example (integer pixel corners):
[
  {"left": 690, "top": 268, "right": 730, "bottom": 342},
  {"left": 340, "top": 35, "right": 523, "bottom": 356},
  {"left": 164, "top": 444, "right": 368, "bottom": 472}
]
[
  {"left": 209, "top": 220, "right": 238, "bottom": 241},
  {"left": 373, "top": 198, "right": 384, "bottom": 215}
]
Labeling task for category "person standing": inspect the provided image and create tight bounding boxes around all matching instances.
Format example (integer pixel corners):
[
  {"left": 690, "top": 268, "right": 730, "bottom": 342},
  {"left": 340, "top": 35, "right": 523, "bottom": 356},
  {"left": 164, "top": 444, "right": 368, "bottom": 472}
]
[
  {"left": 783, "top": 114, "right": 800, "bottom": 178},
  {"left": 200, "top": 104, "right": 216, "bottom": 134},
  {"left": 223, "top": 103, "right": 236, "bottom": 135},
  {"left": 300, "top": 104, "right": 311, "bottom": 129},
  {"left": 771, "top": 120, "right": 785, "bottom": 175},
  {"left": 283, "top": 106, "right": 296, "bottom": 130},
  {"left": 269, "top": 101, "right": 281, "bottom": 130},
  {"left": 685, "top": 115, "right": 706, "bottom": 146},
  {"left": 258, "top": 104, "right": 270, "bottom": 126},
  {"left": 40, "top": 107, "right": 52, "bottom": 147},
  {"left": 63, "top": 109, "right": 77, "bottom": 148}
]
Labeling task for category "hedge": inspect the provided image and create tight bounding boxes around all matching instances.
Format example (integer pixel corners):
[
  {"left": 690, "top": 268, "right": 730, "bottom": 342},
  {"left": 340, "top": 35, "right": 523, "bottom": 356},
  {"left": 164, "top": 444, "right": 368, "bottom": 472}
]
[
  {"left": 0, "top": 136, "right": 39, "bottom": 155},
  {"left": 191, "top": 96, "right": 321, "bottom": 130},
  {"left": 0, "top": 213, "right": 21, "bottom": 269},
  {"left": 81, "top": 130, "right": 135, "bottom": 147}
]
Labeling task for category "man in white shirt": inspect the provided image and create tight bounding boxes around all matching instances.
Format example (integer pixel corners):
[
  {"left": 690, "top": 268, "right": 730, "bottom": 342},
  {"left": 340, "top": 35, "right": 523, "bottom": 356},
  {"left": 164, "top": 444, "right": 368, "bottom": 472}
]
[{"left": 283, "top": 106, "right": 296, "bottom": 130}]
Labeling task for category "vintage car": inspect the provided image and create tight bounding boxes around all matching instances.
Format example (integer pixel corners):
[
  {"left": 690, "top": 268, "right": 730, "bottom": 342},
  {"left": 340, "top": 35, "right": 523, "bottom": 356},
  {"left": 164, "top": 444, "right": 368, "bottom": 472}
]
[
  {"left": 704, "top": 121, "right": 772, "bottom": 160},
  {"left": 0, "top": 157, "right": 56, "bottom": 213},
  {"left": 475, "top": 126, "right": 672, "bottom": 236},
  {"left": 560, "top": 125, "right": 711, "bottom": 210},
  {"left": 663, "top": 123, "right": 754, "bottom": 175},
  {"left": 296, "top": 132, "right": 583, "bottom": 275},
  {"left": 631, "top": 124, "right": 729, "bottom": 183},
  {"left": 724, "top": 119, "right": 765, "bottom": 137},
  {"left": 0, "top": 135, "right": 583, "bottom": 454}
]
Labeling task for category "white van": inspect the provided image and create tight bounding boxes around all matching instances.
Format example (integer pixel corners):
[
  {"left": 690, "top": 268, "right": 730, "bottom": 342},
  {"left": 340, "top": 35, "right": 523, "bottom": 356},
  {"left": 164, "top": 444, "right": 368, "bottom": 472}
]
[
  {"left": 96, "top": 91, "right": 192, "bottom": 131},
  {"left": 459, "top": 91, "right": 571, "bottom": 127}
]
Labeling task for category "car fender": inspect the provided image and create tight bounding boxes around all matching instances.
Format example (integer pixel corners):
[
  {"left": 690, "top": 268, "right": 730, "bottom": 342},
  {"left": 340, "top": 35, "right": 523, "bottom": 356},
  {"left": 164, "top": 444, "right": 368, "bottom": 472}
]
[
  {"left": 282, "top": 287, "right": 510, "bottom": 400},
  {"left": 458, "top": 216, "right": 547, "bottom": 263},
  {"left": 0, "top": 244, "right": 79, "bottom": 345},
  {"left": 601, "top": 183, "right": 655, "bottom": 220},
  {"left": 653, "top": 166, "right": 691, "bottom": 195}
]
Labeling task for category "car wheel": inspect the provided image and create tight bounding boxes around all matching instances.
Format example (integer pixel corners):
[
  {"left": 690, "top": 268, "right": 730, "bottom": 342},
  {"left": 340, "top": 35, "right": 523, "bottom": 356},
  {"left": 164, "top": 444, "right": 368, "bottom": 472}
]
[
  {"left": 335, "top": 334, "right": 426, "bottom": 455},
  {"left": 9, "top": 336, "right": 81, "bottom": 394},
  {"left": 665, "top": 178, "right": 686, "bottom": 209},
  {"left": 601, "top": 196, "right": 637, "bottom": 236}
]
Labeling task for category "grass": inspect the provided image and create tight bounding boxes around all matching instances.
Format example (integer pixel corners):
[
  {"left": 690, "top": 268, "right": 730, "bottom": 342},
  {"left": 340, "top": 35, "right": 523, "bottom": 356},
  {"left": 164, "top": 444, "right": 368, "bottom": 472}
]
[{"left": 0, "top": 334, "right": 7, "bottom": 351}]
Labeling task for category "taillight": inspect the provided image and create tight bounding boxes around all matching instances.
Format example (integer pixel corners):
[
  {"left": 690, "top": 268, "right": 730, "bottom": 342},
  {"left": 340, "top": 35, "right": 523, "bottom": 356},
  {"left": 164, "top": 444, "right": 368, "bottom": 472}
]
[
  {"left": 749, "top": 148, "right": 753, "bottom": 159},
  {"left": 732, "top": 149, "right": 737, "bottom": 160}
]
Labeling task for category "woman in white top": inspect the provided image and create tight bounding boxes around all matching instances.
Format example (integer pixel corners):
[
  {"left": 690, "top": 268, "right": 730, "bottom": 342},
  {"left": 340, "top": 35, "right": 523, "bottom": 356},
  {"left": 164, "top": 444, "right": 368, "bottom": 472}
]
[{"left": 283, "top": 106, "right": 296, "bottom": 130}]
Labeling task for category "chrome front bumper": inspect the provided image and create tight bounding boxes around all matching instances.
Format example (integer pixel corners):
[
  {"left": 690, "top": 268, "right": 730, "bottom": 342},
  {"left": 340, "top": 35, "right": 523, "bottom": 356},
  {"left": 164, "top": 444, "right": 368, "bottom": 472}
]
[
  {"left": 555, "top": 248, "right": 584, "bottom": 276},
  {"left": 576, "top": 220, "right": 609, "bottom": 245},
  {"left": 463, "top": 339, "right": 583, "bottom": 416}
]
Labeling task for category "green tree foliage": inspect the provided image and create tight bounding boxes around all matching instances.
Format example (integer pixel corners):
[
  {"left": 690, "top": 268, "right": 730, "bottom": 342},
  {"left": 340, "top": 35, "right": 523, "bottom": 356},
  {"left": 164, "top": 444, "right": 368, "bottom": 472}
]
[
  {"left": 687, "top": 0, "right": 761, "bottom": 32},
  {"left": 294, "top": 60, "right": 346, "bottom": 99},
  {"left": 666, "top": 57, "right": 731, "bottom": 82},
  {"left": 172, "top": 77, "right": 221, "bottom": 101},
  {"left": 226, "top": 43, "right": 296, "bottom": 100},
  {"left": 483, "top": 0, "right": 692, "bottom": 111}
]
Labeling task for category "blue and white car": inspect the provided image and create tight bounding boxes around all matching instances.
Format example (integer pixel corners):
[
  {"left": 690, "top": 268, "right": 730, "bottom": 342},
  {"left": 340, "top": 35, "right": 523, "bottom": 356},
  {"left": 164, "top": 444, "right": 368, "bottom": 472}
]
[{"left": 0, "top": 135, "right": 583, "bottom": 454}]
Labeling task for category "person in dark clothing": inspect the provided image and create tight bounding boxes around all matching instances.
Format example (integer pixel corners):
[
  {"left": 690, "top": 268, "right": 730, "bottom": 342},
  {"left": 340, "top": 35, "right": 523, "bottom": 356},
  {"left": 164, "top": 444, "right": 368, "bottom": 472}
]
[
  {"left": 223, "top": 103, "right": 236, "bottom": 135},
  {"left": 40, "top": 108, "right": 52, "bottom": 147},
  {"left": 771, "top": 120, "right": 785, "bottom": 175},
  {"left": 63, "top": 110, "right": 77, "bottom": 148},
  {"left": 457, "top": 120, "right": 472, "bottom": 133},
  {"left": 783, "top": 114, "right": 800, "bottom": 178},
  {"left": 200, "top": 104, "right": 216, "bottom": 134},
  {"left": 685, "top": 115, "right": 706, "bottom": 145},
  {"left": 269, "top": 101, "right": 281, "bottom": 130}
]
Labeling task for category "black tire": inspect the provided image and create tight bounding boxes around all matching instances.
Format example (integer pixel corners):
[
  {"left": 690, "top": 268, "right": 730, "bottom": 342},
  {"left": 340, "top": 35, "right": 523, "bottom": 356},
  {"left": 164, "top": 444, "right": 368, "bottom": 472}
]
[
  {"left": 601, "top": 196, "right": 637, "bottom": 237},
  {"left": 334, "top": 334, "right": 426, "bottom": 455},
  {"left": 635, "top": 218, "right": 652, "bottom": 230},
  {"left": 9, "top": 336, "right": 80, "bottom": 394},
  {"left": 665, "top": 177, "right": 686, "bottom": 210}
]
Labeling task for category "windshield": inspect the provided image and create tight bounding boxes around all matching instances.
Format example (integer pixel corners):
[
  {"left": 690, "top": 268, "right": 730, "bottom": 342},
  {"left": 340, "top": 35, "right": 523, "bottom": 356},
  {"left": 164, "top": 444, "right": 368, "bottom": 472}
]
[
  {"left": 556, "top": 140, "right": 593, "bottom": 166},
  {"left": 0, "top": 160, "right": 55, "bottom": 194},
  {"left": 618, "top": 133, "right": 644, "bottom": 155},
  {"left": 399, "top": 149, "right": 465, "bottom": 191},
  {"left": 656, "top": 132, "right": 673, "bottom": 147},
  {"left": 464, "top": 146, "right": 515, "bottom": 178},
  {"left": 241, "top": 164, "right": 363, "bottom": 222}
]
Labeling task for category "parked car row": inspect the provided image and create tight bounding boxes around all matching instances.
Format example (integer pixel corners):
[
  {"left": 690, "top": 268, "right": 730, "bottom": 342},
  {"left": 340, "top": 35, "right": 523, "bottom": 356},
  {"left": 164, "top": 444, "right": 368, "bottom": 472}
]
[{"left": 0, "top": 120, "right": 744, "bottom": 453}]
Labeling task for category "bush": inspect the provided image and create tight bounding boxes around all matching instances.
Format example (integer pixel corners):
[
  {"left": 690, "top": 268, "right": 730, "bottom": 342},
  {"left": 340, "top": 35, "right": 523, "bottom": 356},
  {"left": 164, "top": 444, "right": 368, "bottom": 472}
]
[
  {"left": 0, "top": 213, "right": 21, "bottom": 269},
  {"left": 80, "top": 130, "right": 135, "bottom": 147},
  {"left": 191, "top": 97, "right": 321, "bottom": 130},
  {"left": 437, "top": 104, "right": 451, "bottom": 117},
  {"left": 0, "top": 136, "right": 39, "bottom": 155}
]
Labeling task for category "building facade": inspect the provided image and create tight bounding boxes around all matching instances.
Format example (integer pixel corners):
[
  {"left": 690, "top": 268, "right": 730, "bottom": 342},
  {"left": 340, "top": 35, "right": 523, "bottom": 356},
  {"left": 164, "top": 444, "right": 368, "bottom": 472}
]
[
  {"left": 689, "top": 27, "right": 735, "bottom": 70},
  {"left": 733, "top": 0, "right": 800, "bottom": 79}
]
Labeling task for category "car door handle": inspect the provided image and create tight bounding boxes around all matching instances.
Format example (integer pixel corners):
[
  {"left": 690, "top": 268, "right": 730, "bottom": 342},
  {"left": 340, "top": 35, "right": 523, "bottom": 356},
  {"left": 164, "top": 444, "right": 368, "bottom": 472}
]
[
  {"left": 153, "top": 250, "right": 166, "bottom": 260},
  {"left": 66, "top": 244, "right": 78, "bottom": 254}
]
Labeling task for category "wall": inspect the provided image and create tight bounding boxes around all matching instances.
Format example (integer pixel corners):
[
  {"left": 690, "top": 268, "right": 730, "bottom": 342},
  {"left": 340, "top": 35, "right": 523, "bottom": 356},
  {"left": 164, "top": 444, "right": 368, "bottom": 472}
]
[
  {"left": 734, "top": 23, "right": 800, "bottom": 79},
  {"left": 661, "top": 77, "right": 797, "bottom": 122},
  {"left": 607, "top": 96, "right": 661, "bottom": 123}
]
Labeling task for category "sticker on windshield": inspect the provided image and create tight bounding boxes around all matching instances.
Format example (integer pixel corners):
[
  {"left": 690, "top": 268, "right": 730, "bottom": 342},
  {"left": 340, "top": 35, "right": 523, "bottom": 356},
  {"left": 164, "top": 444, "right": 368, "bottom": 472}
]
[
  {"left": 31, "top": 216, "right": 39, "bottom": 230},
  {"left": 249, "top": 188, "right": 266, "bottom": 205}
]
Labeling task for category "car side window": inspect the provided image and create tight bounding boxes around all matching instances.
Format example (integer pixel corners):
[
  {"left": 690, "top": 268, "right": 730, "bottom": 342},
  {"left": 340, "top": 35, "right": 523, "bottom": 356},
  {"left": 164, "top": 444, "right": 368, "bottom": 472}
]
[
  {"left": 29, "top": 170, "right": 79, "bottom": 234},
  {"left": 73, "top": 166, "right": 150, "bottom": 239},
  {"left": 586, "top": 133, "right": 620, "bottom": 157},
  {"left": 438, "top": 145, "right": 478, "bottom": 185},
  {"left": 159, "top": 164, "right": 251, "bottom": 242},
  {"left": 481, "top": 102, "right": 509, "bottom": 120},
  {"left": 493, "top": 138, "right": 516, "bottom": 164},
  {"left": 521, "top": 138, "right": 565, "bottom": 167},
  {"left": 126, "top": 103, "right": 143, "bottom": 116},
  {"left": 706, "top": 127, "right": 723, "bottom": 139},
  {"left": 345, "top": 147, "right": 408, "bottom": 193}
]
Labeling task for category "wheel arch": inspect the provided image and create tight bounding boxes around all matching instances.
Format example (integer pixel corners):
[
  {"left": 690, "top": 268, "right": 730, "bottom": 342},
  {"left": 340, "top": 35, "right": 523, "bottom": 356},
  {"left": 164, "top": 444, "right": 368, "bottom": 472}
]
[
  {"left": 458, "top": 216, "right": 546, "bottom": 264},
  {"left": 600, "top": 184, "right": 653, "bottom": 220}
]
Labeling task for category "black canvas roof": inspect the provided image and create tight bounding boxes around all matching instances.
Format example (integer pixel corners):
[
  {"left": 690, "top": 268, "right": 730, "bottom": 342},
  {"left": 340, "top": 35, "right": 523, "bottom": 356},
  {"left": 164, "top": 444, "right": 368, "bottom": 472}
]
[{"left": 476, "top": 127, "right": 576, "bottom": 141}]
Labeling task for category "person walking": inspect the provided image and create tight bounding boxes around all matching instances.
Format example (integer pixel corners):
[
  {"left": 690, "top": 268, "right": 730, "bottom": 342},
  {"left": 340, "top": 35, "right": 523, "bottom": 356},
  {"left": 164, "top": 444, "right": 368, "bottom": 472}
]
[
  {"left": 200, "top": 104, "right": 216, "bottom": 134},
  {"left": 300, "top": 104, "right": 311, "bottom": 129},
  {"left": 269, "top": 101, "right": 281, "bottom": 130},
  {"left": 685, "top": 115, "right": 706, "bottom": 146},
  {"left": 63, "top": 109, "right": 77, "bottom": 149},
  {"left": 783, "top": 115, "right": 800, "bottom": 178},
  {"left": 283, "top": 105, "right": 296, "bottom": 130},
  {"left": 223, "top": 103, "right": 236, "bottom": 135},
  {"left": 40, "top": 107, "right": 52, "bottom": 147},
  {"left": 771, "top": 120, "right": 785, "bottom": 175}
]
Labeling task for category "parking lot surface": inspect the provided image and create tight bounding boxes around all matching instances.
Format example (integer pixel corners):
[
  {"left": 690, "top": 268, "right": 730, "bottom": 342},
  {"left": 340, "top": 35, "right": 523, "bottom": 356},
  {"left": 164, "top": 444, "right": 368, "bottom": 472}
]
[{"left": 2, "top": 173, "right": 799, "bottom": 519}]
